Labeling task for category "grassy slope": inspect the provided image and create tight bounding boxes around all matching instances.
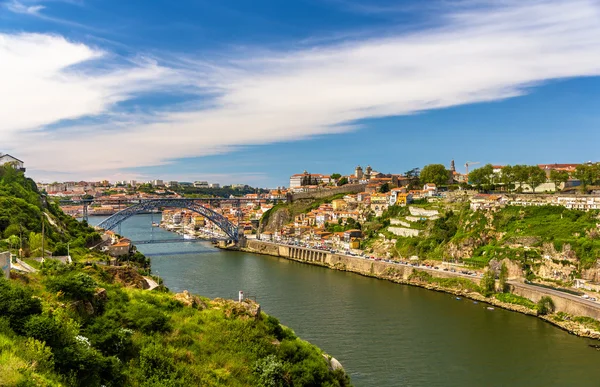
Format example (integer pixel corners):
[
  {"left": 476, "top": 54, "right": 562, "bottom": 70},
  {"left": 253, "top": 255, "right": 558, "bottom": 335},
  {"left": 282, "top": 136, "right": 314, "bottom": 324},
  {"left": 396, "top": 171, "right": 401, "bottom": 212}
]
[
  {"left": 1, "top": 263, "right": 350, "bottom": 387},
  {"left": 366, "top": 202, "right": 600, "bottom": 271}
]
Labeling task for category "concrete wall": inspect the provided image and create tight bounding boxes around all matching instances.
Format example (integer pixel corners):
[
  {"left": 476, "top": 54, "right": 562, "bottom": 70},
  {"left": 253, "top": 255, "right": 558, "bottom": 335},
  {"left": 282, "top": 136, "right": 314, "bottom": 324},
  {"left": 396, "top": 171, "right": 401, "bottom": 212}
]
[
  {"left": 388, "top": 227, "right": 420, "bottom": 237},
  {"left": 244, "top": 240, "right": 481, "bottom": 284},
  {"left": 511, "top": 283, "right": 600, "bottom": 320},
  {"left": 244, "top": 240, "right": 600, "bottom": 321},
  {"left": 1, "top": 251, "right": 10, "bottom": 279},
  {"left": 290, "top": 184, "right": 366, "bottom": 202}
]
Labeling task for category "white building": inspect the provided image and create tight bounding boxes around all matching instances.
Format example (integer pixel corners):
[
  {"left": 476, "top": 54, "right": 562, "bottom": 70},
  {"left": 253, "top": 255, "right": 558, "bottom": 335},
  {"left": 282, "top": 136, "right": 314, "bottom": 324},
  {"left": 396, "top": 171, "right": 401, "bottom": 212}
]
[
  {"left": 152, "top": 180, "right": 164, "bottom": 187},
  {"left": 194, "top": 181, "right": 209, "bottom": 188},
  {"left": 209, "top": 183, "right": 220, "bottom": 189},
  {"left": 0, "top": 153, "right": 25, "bottom": 172},
  {"left": 289, "top": 171, "right": 330, "bottom": 188}
]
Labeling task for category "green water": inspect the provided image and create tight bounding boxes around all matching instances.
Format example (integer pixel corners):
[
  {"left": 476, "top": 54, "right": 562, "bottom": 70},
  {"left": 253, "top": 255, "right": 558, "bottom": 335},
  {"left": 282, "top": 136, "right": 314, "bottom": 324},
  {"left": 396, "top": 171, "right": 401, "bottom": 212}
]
[{"left": 90, "top": 215, "right": 600, "bottom": 386}]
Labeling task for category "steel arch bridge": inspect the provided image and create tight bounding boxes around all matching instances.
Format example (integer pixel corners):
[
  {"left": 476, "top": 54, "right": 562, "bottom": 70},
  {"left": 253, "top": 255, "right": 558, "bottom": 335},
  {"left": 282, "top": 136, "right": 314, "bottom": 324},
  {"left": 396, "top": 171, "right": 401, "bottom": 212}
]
[{"left": 97, "top": 198, "right": 240, "bottom": 242}]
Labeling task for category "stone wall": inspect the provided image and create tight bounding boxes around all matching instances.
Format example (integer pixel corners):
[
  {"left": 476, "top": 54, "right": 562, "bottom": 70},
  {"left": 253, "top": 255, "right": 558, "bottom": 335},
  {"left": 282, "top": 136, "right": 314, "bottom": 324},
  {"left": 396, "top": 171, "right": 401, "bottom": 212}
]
[
  {"left": 408, "top": 207, "right": 439, "bottom": 218},
  {"left": 510, "top": 283, "right": 600, "bottom": 320},
  {"left": 388, "top": 227, "right": 420, "bottom": 237},
  {"left": 242, "top": 240, "right": 482, "bottom": 284},
  {"left": 290, "top": 184, "right": 366, "bottom": 202},
  {"left": 1, "top": 251, "right": 10, "bottom": 279}
]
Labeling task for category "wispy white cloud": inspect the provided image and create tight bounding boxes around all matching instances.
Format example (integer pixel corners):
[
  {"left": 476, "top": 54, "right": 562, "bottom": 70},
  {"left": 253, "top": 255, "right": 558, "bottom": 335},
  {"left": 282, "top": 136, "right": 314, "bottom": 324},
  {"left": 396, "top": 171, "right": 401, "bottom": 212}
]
[
  {"left": 3, "top": 0, "right": 600, "bottom": 181},
  {"left": 5, "top": 0, "right": 45, "bottom": 14}
]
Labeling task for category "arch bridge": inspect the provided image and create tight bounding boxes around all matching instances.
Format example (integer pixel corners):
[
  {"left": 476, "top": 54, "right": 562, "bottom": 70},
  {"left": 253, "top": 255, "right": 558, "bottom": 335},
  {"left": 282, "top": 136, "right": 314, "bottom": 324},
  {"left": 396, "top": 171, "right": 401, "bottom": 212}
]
[{"left": 97, "top": 198, "right": 240, "bottom": 242}]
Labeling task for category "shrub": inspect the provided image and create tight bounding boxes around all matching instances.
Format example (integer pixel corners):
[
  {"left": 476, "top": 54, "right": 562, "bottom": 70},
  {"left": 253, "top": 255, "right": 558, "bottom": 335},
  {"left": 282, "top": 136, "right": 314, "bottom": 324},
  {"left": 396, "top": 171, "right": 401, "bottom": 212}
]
[
  {"left": 494, "top": 293, "right": 536, "bottom": 310},
  {"left": 0, "top": 278, "right": 42, "bottom": 334},
  {"left": 254, "top": 354, "right": 285, "bottom": 387},
  {"left": 480, "top": 270, "right": 496, "bottom": 297},
  {"left": 537, "top": 296, "right": 555, "bottom": 315},
  {"left": 45, "top": 273, "right": 97, "bottom": 301}
]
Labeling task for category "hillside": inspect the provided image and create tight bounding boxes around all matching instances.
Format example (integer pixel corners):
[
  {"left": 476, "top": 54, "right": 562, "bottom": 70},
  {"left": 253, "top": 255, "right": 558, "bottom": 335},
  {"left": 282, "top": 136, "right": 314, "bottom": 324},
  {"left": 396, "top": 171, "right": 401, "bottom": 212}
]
[
  {"left": 0, "top": 165, "right": 350, "bottom": 387},
  {"left": 365, "top": 201, "right": 600, "bottom": 283}
]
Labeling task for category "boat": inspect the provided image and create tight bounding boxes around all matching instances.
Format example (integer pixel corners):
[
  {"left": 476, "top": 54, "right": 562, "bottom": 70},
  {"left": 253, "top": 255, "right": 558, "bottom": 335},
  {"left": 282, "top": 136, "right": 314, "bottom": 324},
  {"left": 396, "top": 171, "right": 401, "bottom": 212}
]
[
  {"left": 455, "top": 297, "right": 461, "bottom": 300},
  {"left": 487, "top": 307, "right": 495, "bottom": 311},
  {"left": 183, "top": 234, "right": 194, "bottom": 240},
  {"left": 473, "top": 301, "right": 479, "bottom": 304},
  {"left": 152, "top": 222, "right": 159, "bottom": 227}
]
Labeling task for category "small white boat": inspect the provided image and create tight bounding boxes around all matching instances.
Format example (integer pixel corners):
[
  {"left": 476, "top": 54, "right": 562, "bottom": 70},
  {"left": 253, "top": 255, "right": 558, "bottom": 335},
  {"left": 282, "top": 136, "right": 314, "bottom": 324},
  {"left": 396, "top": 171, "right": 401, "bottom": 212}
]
[
  {"left": 487, "top": 307, "right": 495, "bottom": 311},
  {"left": 183, "top": 234, "right": 194, "bottom": 240}
]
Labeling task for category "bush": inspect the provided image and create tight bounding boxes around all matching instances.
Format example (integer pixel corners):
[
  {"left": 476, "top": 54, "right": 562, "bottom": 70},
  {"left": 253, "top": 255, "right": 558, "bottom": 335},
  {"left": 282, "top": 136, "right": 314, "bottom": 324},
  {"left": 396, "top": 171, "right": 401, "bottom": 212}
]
[
  {"left": 537, "top": 296, "right": 555, "bottom": 315},
  {"left": 480, "top": 270, "right": 496, "bottom": 297},
  {"left": 254, "top": 354, "right": 285, "bottom": 387},
  {"left": 494, "top": 293, "right": 537, "bottom": 310},
  {"left": 45, "top": 273, "right": 97, "bottom": 301},
  {"left": 0, "top": 278, "right": 42, "bottom": 334}
]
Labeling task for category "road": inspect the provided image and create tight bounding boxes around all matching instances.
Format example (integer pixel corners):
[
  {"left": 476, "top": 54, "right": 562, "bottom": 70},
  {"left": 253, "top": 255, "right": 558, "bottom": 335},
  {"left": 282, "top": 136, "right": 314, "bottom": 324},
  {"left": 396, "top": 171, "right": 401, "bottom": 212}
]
[{"left": 256, "top": 240, "right": 600, "bottom": 310}]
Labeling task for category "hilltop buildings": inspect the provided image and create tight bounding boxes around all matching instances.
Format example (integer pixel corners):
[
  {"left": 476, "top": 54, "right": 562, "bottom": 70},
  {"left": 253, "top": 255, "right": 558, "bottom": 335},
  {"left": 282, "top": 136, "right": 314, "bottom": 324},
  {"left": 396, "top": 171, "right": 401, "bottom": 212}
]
[{"left": 0, "top": 153, "right": 25, "bottom": 172}]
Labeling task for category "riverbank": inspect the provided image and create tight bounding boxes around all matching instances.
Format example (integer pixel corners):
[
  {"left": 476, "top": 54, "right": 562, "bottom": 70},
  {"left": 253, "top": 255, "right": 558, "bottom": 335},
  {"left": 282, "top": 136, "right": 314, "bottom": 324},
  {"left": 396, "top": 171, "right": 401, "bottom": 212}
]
[{"left": 228, "top": 240, "right": 600, "bottom": 341}]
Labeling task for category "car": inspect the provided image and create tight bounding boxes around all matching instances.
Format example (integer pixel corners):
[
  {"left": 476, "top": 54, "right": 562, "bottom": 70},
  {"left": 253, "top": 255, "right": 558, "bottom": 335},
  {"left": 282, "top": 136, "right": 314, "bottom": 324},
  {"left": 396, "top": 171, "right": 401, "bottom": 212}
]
[
  {"left": 591, "top": 297, "right": 597, "bottom": 301},
  {"left": 582, "top": 295, "right": 590, "bottom": 299}
]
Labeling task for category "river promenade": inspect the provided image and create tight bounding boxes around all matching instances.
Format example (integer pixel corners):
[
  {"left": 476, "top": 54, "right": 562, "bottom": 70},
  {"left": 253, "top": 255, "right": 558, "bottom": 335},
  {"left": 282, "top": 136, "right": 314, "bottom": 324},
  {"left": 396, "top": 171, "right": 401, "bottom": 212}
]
[{"left": 232, "top": 239, "right": 600, "bottom": 338}]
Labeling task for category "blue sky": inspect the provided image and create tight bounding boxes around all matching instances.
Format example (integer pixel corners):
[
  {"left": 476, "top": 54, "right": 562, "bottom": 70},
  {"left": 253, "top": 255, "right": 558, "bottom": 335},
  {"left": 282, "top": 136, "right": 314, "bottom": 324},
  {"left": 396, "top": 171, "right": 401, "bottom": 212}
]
[{"left": 1, "top": 0, "right": 599, "bottom": 187}]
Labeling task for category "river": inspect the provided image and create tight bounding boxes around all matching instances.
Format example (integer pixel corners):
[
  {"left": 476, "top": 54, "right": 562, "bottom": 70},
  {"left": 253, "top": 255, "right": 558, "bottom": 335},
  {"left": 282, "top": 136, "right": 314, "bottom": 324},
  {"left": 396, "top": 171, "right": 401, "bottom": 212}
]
[{"left": 89, "top": 214, "right": 600, "bottom": 386}]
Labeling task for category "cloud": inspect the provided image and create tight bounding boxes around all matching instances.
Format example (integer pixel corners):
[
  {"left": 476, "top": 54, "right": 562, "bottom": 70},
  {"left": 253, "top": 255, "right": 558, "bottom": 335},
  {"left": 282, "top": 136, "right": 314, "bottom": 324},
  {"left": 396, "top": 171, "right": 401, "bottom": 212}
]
[
  {"left": 5, "top": 0, "right": 45, "bottom": 14},
  {"left": 3, "top": 0, "right": 600, "bottom": 181}
]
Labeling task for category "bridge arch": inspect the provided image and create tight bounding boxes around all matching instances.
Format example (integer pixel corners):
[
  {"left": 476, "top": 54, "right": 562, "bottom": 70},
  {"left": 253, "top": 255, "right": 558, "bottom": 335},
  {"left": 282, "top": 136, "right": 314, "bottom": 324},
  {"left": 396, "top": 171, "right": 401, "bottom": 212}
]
[{"left": 97, "top": 199, "right": 239, "bottom": 241}]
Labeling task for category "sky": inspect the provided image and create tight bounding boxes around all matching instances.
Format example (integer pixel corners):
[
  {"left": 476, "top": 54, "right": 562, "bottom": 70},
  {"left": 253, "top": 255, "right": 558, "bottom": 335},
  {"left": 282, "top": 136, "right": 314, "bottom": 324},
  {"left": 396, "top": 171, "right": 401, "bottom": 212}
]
[{"left": 1, "top": 0, "right": 599, "bottom": 187}]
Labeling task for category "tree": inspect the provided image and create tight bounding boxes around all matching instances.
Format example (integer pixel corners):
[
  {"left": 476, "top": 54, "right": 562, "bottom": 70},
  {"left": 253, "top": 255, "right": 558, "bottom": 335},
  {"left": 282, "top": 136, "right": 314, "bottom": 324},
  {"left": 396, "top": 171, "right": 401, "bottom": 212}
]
[
  {"left": 574, "top": 164, "right": 600, "bottom": 191},
  {"left": 469, "top": 164, "right": 493, "bottom": 191},
  {"left": 337, "top": 177, "right": 348, "bottom": 186},
  {"left": 480, "top": 269, "right": 496, "bottom": 297},
  {"left": 330, "top": 173, "right": 341, "bottom": 180},
  {"left": 526, "top": 166, "right": 547, "bottom": 193},
  {"left": 512, "top": 165, "right": 530, "bottom": 191},
  {"left": 500, "top": 165, "right": 515, "bottom": 191},
  {"left": 549, "top": 170, "right": 569, "bottom": 192},
  {"left": 498, "top": 263, "right": 508, "bottom": 293},
  {"left": 536, "top": 296, "right": 555, "bottom": 315},
  {"left": 380, "top": 183, "right": 390, "bottom": 193},
  {"left": 404, "top": 168, "right": 421, "bottom": 190},
  {"left": 420, "top": 164, "right": 450, "bottom": 187}
]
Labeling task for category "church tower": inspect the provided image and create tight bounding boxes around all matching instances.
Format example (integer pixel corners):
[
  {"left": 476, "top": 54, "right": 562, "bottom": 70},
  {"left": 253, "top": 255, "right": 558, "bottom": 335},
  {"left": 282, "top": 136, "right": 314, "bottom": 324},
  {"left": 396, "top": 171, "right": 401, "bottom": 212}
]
[{"left": 355, "top": 165, "right": 364, "bottom": 179}]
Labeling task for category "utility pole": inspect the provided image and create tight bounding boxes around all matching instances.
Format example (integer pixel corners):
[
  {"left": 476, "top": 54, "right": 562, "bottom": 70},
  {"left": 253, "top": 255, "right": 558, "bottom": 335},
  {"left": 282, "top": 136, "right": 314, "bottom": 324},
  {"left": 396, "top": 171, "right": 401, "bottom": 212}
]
[{"left": 19, "top": 223, "right": 22, "bottom": 259}]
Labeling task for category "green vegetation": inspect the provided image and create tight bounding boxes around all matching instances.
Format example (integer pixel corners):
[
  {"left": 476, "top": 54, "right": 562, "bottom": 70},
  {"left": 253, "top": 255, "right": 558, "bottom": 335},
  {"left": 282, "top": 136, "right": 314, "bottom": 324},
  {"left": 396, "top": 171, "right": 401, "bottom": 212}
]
[
  {"left": 480, "top": 270, "right": 496, "bottom": 297},
  {"left": 420, "top": 164, "right": 450, "bottom": 187},
  {"left": 408, "top": 270, "right": 481, "bottom": 293},
  {"left": 498, "top": 263, "right": 508, "bottom": 293},
  {"left": 0, "top": 265, "right": 350, "bottom": 386},
  {"left": 0, "top": 165, "right": 102, "bottom": 259},
  {"left": 0, "top": 165, "right": 350, "bottom": 386},
  {"left": 536, "top": 296, "right": 555, "bottom": 316},
  {"left": 364, "top": 202, "right": 600, "bottom": 274},
  {"left": 494, "top": 293, "right": 537, "bottom": 310}
]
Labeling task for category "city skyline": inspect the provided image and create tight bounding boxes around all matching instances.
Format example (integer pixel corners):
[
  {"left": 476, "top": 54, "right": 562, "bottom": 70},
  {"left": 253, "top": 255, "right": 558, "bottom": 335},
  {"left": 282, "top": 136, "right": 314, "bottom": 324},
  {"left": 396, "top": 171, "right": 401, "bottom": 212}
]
[{"left": 1, "top": 0, "right": 600, "bottom": 186}]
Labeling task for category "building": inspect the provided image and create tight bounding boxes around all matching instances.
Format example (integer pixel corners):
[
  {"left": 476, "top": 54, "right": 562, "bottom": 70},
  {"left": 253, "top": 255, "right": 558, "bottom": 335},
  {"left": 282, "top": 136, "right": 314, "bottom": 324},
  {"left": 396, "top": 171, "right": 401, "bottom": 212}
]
[
  {"left": 194, "top": 181, "right": 209, "bottom": 188},
  {"left": 423, "top": 183, "right": 438, "bottom": 196},
  {"left": 209, "top": 183, "right": 220, "bottom": 189},
  {"left": 106, "top": 238, "right": 132, "bottom": 257},
  {"left": 355, "top": 165, "right": 364, "bottom": 180},
  {"left": 289, "top": 171, "right": 330, "bottom": 188},
  {"left": 152, "top": 180, "right": 164, "bottom": 187},
  {"left": 166, "top": 181, "right": 179, "bottom": 188},
  {"left": 389, "top": 189, "right": 412, "bottom": 206},
  {"left": 0, "top": 153, "right": 26, "bottom": 172}
]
